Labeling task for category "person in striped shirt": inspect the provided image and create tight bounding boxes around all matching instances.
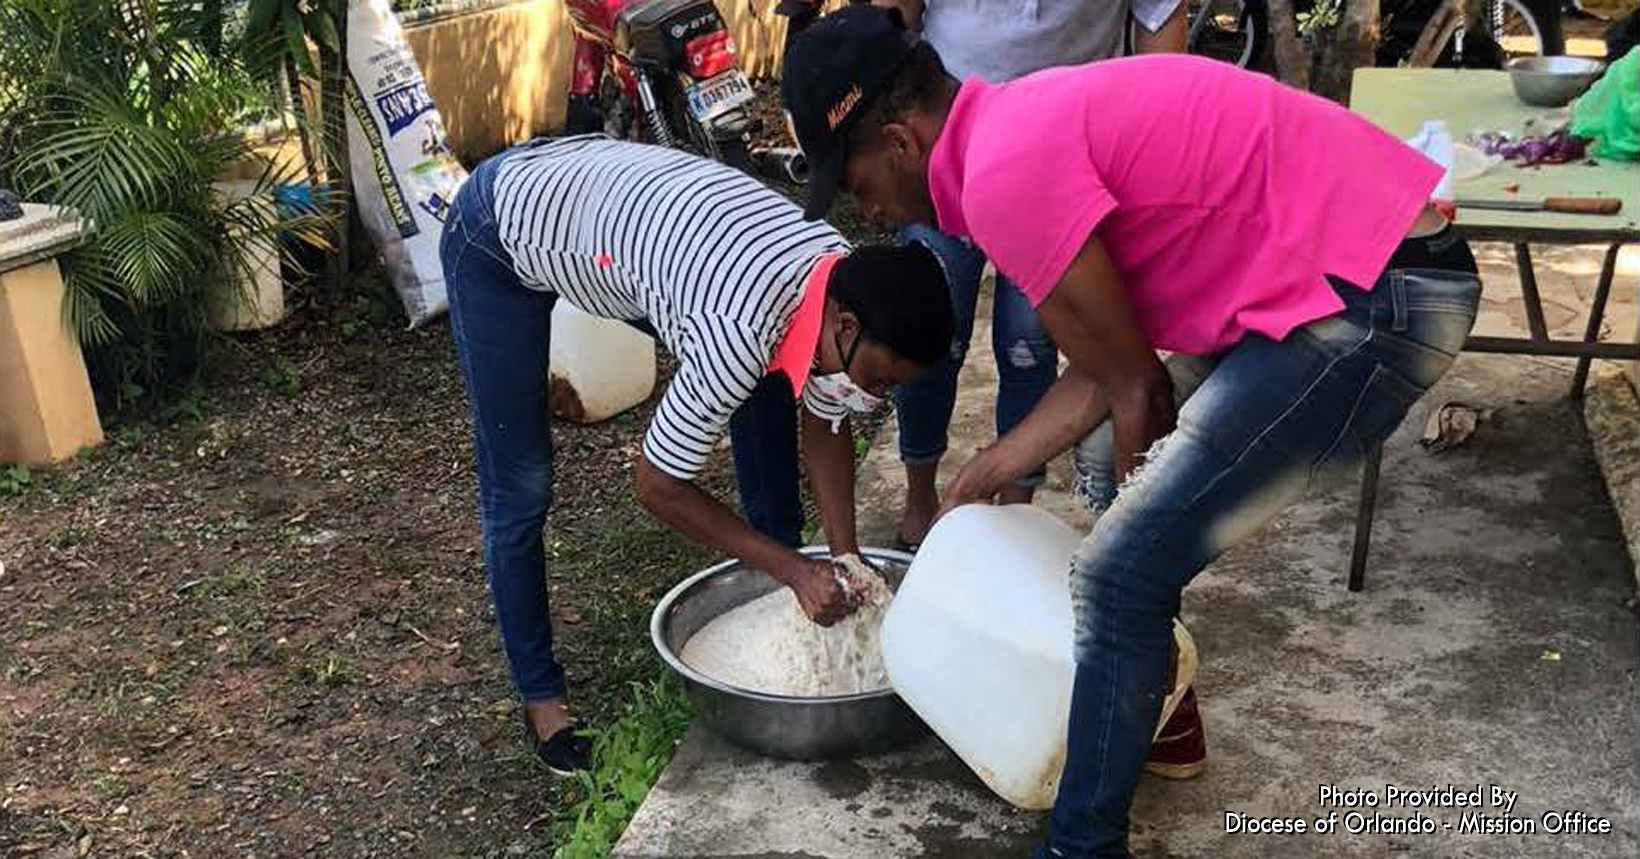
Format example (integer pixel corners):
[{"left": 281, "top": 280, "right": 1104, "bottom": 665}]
[{"left": 439, "top": 135, "right": 953, "bottom": 776}]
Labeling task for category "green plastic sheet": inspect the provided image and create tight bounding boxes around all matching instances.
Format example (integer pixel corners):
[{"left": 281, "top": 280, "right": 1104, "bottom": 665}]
[{"left": 1571, "top": 46, "right": 1640, "bottom": 161}]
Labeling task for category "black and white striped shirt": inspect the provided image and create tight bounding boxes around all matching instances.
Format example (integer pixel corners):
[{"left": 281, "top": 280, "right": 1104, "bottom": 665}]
[{"left": 492, "top": 136, "right": 852, "bottom": 480}]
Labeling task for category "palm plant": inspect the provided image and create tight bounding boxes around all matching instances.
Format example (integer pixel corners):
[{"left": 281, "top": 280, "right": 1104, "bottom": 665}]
[
  {"left": 0, "top": 0, "right": 331, "bottom": 408},
  {"left": 240, "top": 0, "right": 350, "bottom": 286}
]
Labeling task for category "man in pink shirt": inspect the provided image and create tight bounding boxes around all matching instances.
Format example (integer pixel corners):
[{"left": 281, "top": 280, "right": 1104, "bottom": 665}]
[{"left": 785, "top": 7, "right": 1482, "bottom": 857}]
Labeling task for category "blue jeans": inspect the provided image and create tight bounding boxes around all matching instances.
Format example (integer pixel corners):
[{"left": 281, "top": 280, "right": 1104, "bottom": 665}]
[
  {"left": 892, "top": 225, "right": 1057, "bottom": 487},
  {"left": 1043, "top": 262, "right": 1481, "bottom": 858},
  {"left": 440, "top": 152, "right": 803, "bottom": 702}
]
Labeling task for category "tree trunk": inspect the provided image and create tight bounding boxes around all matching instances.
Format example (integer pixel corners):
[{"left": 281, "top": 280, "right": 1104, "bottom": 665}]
[
  {"left": 1408, "top": 0, "right": 1465, "bottom": 66},
  {"left": 285, "top": 58, "right": 324, "bottom": 200},
  {"left": 319, "top": 6, "right": 350, "bottom": 291},
  {"left": 1265, "top": 0, "right": 1312, "bottom": 90},
  {"left": 1312, "top": 0, "right": 1380, "bottom": 102}
]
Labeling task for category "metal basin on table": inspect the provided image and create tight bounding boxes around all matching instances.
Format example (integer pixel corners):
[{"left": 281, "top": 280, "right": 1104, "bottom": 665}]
[
  {"left": 1506, "top": 56, "right": 1606, "bottom": 107},
  {"left": 650, "top": 546, "right": 927, "bottom": 761}
]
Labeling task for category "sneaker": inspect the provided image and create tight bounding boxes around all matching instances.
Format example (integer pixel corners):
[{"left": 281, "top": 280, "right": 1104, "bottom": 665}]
[
  {"left": 1144, "top": 687, "right": 1206, "bottom": 780},
  {"left": 534, "top": 725, "right": 593, "bottom": 777}
]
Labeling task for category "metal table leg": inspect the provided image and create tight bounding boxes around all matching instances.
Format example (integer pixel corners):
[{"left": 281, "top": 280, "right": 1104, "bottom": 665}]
[
  {"left": 1348, "top": 442, "right": 1385, "bottom": 593},
  {"left": 1570, "top": 243, "right": 1623, "bottom": 398},
  {"left": 1514, "top": 243, "right": 1551, "bottom": 342}
]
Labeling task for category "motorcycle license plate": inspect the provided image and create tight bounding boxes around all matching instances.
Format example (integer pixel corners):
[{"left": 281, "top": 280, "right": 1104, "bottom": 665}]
[{"left": 685, "top": 71, "right": 753, "bottom": 123}]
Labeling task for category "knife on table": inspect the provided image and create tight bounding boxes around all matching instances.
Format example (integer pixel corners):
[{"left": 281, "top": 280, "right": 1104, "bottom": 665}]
[{"left": 1456, "top": 196, "right": 1623, "bottom": 215}]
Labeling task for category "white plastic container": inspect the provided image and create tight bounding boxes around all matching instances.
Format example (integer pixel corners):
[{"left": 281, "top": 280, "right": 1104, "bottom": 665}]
[
  {"left": 880, "top": 504, "right": 1196, "bottom": 810},
  {"left": 207, "top": 180, "right": 285, "bottom": 332},
  {"left": 1406, "top": 120, "right": 1457, "bottom": 201},
  {"left": 548, "top": 302, "right": 657, "bottom": 423}
]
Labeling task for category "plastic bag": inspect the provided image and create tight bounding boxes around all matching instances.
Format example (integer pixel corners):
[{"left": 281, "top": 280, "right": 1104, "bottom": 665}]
[
  {"left": 1570, "top": 46, "right": 1639, "bottom": 161},
  {"left": 345, "top": 0, "right": 468, "bottom": 326},
  {"left": 1405, "top": 120, "right": 1457, "bottom": 200}
]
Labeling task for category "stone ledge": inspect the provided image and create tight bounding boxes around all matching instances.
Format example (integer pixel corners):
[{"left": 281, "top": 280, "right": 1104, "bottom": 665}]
[
  {"left": 1585, "top": 365, "right": 1639, "bottom": 590},
  {"left": 0, "top": 204, "right": 89, "bottom": 275}
]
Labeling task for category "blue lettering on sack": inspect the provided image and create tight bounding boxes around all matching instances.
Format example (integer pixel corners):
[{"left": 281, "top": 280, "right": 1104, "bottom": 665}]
[{"left": 376, "top": 81, "right": 434, "bottom": 136}]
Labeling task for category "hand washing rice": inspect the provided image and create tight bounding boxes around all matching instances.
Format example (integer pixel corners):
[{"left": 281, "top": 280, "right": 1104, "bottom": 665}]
[{"left": 679, "top": 555, "right": 892, "bottom": 697}]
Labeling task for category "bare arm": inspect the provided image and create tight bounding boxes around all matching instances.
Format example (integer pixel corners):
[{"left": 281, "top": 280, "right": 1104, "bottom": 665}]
[
  {"left": 1033, "top": 233, "right": 1174, "bottom": 483},
  {"left": 941, "top": 366, "right": 1111, "bottom": 508},
  {"left": 635, "top": 457, "right": 857, "bottom": 625},
  {"left": 939, "top": 236, "right": 1169, "bottom": 519},
  {"left": 802, "top": 409, "right": 861, "bottom": 557},
  {"left": 1134, "top": 0, "right": 1189, "bottom": 53}
]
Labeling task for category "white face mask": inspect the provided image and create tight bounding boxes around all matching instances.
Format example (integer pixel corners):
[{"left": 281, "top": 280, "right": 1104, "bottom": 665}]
[
  {"left": 810, "top": 371, "right": 883, "bottom": 414},
  {"left": 812, "top": 323, "right": 885, "bottom": 415}
]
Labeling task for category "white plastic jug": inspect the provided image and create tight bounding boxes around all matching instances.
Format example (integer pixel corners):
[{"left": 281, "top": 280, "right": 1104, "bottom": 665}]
[
  {"left": 880, "top": 504, "right": 1196, "bottom": 810},
  {"left": 548, "top": 302, "right": 657, "bottom": 423},
  {"left": 206, "top": 180, "right": 285, "bottom": 332}
]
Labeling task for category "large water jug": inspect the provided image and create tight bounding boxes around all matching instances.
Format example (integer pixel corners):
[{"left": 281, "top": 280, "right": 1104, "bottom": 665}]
[
  {"left": 548, "top": 302, "right": 657, "bottom": 423},
  {"left": 880, "top": 504, "right": 1197, "bottom": 810}
]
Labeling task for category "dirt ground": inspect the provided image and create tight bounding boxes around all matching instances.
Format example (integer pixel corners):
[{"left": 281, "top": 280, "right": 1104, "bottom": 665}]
[
  {"left": 0, "top": 72, "right": 908, "bottom": 856},
  {"left": 0, "top": 287, "right": 752, "bottom": 857},
  {"left": 0, "top": 109, "right": 898, "bottom": 855}
]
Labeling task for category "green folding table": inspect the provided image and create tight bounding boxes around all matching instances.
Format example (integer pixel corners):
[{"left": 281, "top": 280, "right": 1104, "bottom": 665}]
[{"left": 1346, "top": 68, "right": 1638, "bottom": 591}]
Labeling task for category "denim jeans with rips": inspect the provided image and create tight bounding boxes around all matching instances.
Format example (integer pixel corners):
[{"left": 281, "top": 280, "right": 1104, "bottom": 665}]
[
  {"left": 891, "top": 224, "right": 1058, "bottom": 488},
  {"left": 1042, "top": 253, "right": 1481, "bottom": 858}
]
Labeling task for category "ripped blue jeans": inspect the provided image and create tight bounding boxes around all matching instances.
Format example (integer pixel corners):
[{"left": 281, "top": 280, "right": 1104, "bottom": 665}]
[
  {"left": 892, "top": 224, "right": 1057, "bottom": 487},
  {"left": 1044, "top": 261, "right": 1481, "bottom": 858}
]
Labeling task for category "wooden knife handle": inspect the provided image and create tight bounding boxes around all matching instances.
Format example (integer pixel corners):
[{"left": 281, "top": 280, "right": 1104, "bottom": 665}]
[{"left": 1543, "top": 197, "right": 1622, "bottom": 215}]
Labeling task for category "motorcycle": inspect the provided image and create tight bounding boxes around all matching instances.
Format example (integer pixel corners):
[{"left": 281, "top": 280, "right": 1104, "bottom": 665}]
[
  {"left": 1186, "top": 0, "right": 1565, "bottom": 70},
  {"left": 564, "top": 0, "right": 758, "bottom": 167}
]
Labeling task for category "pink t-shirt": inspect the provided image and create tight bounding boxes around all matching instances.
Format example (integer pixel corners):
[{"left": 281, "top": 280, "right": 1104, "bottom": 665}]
[{"left": 927, "top": 55, "right": 1442, "bottom": 355}]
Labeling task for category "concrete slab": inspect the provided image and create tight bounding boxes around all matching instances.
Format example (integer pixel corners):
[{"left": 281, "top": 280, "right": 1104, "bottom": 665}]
[
  {"left": 0, "top": 203, "right": 88, "bottom": 275},
  {"left": 1586, "top": 367, "right": 1639, "bottom": 588},
  {"left": 1471, "top": 243, "right": 1638, "bottom": 355},
  {"left": 617, "top": 246, "right": 1640, "bottom": 858}
]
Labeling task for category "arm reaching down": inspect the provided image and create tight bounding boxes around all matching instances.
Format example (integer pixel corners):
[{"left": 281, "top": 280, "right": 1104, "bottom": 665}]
[
  {"left": 635, "top": 457, "right": 858, "bottom": 625},
  {"left": 637, "top": 319, "right": 859, "bottom": 625},
  {"left": 1034, "top": 233, "right": 1174, "bottom": 484},
  {"left": 941, "top": 365, "right": 1112, "bottom": 513},
  {"left": 802, "top": 407, "right": 862, "bottom": 558},
  {"left": 941, "top": 234, "right": 1172, "bottom": 521}
]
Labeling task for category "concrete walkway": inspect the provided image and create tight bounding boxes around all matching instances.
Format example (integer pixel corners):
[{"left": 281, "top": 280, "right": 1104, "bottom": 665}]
[{"left": 615, "top": 244, "right": 1640, "bottom": 858}]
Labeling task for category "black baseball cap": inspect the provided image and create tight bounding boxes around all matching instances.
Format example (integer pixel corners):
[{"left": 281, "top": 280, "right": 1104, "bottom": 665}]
[{"left": 781, "top": 4, "right": 918, "bottom": 221}]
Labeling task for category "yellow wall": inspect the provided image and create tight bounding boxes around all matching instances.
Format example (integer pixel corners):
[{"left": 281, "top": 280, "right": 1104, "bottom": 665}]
[{"left": 404, "top": 0, "right": 807, "bottom": 164}]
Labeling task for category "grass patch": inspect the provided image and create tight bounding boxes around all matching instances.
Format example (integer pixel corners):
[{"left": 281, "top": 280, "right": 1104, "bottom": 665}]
[{"left": 552, "top": 676, "right": 692, "bottom": 859}]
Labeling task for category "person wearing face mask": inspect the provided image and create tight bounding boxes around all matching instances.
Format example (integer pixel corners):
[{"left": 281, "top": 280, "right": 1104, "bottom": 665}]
[{"left": 440, "top": 133, "right": 954, "bottom": 779}]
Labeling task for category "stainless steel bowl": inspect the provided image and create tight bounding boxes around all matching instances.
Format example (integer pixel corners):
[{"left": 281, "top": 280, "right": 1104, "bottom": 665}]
[
  {"left": 1507, "top": 56, "right": 1607, "bottom": 107},
  {"left": 651, "top": 546, "right": 928, "bottom": 761}
]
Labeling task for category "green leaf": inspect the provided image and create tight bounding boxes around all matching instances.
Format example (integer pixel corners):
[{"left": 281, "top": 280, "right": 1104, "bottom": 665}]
[
  {"left": 283, "top": 4, "right": 317, "bottom": 78},
  {"left": 60, "top": 251, "right": 129, "bottom": 346},
  {"left": 306, "top": 9, "right": 341, "bottom": 53},
  {"left": 17, "top": 86, "right": 190, "bottom": 217},
  {"left": 97, "top": 211, "right": 211, "bottom": 304},
  {"left": 245, "top": 0, "right": 280, "bottom": 39}
]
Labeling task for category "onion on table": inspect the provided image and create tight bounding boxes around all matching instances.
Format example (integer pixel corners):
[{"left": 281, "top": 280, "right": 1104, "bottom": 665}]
[{"left": 1468, "top": 129, "right": 1591, "bottom": 166}]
